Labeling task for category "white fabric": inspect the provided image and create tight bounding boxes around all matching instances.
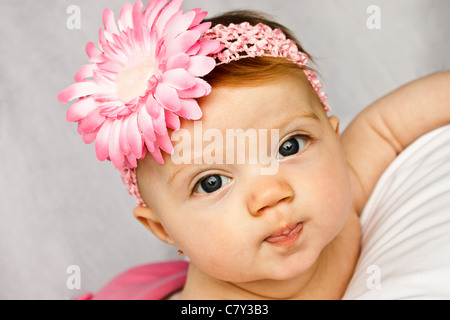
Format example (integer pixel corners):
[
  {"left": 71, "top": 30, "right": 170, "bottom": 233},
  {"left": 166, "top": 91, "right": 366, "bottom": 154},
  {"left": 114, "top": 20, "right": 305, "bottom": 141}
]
[{"left": 344, "top": 125, "right": 450, "bottom": 300}]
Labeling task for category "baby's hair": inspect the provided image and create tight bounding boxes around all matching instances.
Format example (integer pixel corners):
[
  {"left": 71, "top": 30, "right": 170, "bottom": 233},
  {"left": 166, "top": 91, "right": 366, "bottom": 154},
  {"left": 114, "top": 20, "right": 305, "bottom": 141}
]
[{"left": 203, "top": 10, "right": 316, "bottom": 87}]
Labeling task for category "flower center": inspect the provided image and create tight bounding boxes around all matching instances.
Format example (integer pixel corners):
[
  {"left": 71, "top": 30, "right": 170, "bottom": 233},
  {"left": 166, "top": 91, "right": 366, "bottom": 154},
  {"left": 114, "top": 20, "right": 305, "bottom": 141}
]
[{"left": 115, "top": 53, "right": 157, "bottom": 103}]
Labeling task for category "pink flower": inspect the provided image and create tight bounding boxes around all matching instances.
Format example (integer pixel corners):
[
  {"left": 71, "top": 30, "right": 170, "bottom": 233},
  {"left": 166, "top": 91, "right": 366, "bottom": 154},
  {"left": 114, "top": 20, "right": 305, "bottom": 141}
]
[{"left": 58, "top": 0, "right": 220, "bottom": 170}]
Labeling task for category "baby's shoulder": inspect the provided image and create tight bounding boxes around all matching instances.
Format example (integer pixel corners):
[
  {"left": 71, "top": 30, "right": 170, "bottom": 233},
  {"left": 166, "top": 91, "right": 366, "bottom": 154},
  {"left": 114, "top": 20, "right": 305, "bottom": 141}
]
[
  {"left": 341, "top": 72, "right": 450, "bottom": 215},
  {"left": 340, "top": 105, "right": 404, "bottom": 215}
]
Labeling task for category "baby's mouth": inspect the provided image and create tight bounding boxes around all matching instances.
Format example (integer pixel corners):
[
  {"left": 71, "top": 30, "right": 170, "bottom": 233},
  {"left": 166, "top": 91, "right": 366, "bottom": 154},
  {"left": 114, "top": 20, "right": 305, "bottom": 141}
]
[{"left": 264, "top": 222, "right": 303, "bottom": 247}]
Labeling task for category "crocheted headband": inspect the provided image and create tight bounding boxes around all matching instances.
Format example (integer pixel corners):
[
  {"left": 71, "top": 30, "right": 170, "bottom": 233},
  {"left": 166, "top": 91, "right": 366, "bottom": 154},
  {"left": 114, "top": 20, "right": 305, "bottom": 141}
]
[
  {"left": 202, "top": 22, "right": 330, "bottom": 112},
  {"left": 57, "top": 0, "right": 329, "bottom": 206}
]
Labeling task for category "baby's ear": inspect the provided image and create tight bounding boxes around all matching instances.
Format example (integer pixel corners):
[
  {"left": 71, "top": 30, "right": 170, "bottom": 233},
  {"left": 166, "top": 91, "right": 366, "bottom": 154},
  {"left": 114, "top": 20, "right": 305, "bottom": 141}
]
[
  {"left": 328, "top": 115, "right": 340, "bottom": 136},
  {"left": 133, "top": 206, "right": 175, "bottom": 246}
]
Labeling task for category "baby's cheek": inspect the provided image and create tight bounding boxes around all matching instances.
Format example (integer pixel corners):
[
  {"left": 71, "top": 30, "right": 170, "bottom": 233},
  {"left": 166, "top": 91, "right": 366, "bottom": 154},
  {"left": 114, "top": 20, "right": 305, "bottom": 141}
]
[
  {"left": 322, "top": 166, "right": 353, "bottom": 231},
  {"left": 306, "top": 152, "right": 352, "bottom": 229},
  {"left": 188, "top": 221, "right": 255, "bottom": 282}
]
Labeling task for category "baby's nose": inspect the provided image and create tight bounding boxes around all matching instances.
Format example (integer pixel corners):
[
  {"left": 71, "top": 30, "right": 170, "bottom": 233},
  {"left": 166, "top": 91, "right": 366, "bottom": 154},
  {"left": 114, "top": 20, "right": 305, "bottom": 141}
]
[{"left": 247, "top": 175, "right": 294, "bottom": 217}]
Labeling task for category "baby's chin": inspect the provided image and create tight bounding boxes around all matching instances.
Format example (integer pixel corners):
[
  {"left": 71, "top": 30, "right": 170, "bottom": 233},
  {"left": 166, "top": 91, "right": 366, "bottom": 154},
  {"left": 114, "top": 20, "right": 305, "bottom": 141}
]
[{"left": 212, "top": 251, "right": 321, "bottom": 285}]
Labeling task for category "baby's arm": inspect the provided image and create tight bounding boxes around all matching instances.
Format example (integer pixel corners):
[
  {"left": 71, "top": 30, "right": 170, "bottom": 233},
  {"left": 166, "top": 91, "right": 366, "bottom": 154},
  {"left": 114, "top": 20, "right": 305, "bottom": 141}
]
[{"left": 341, "top": 71, "right": 450, "bottom": 215}]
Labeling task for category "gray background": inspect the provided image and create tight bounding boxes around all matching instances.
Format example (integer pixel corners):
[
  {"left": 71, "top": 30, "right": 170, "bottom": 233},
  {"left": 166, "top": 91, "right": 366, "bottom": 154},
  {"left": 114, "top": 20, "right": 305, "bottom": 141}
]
[{"left": 0, "top": 0, "right": 448, "bottom": 299}]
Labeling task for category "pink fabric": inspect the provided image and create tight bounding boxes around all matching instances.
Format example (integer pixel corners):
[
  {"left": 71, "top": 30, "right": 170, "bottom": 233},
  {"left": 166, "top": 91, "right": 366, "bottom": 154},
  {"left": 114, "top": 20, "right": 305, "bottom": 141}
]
[{"left": 77, "top": 260, "right": 188, "bottom": 300}]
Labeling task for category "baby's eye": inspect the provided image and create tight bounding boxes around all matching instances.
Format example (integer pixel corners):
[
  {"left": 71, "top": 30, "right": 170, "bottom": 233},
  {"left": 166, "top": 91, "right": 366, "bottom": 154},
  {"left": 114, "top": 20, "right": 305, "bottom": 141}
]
[
  {"left": 277, "top": 135, "right": 310, "bottom": 158},
  {"left": 194, "top": 174, "right": 231, "bottom": 194}
]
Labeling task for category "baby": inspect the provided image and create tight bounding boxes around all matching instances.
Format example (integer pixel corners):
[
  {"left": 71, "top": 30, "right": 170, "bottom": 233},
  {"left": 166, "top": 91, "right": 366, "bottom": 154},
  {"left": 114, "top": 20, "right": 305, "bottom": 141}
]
[{"left": 58, "top": 0, "right": 450, "bottom": 300}]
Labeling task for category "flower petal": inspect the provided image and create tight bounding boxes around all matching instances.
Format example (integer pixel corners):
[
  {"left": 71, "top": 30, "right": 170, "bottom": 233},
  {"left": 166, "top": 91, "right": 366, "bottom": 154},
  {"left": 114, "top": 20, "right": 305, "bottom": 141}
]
[
  {"left": 77, "top": 109, "right": 105, "bottom": 133},
  {"left": 162, "top": 68, "right": 196, "bottom": 90},
  {"left": 156, "top": 132, "right": 174, "bottom": 155},
  {"left": 74, "top": 64, "right": 96, "bottom": 82},
  {"left": 166, "top": 10, "right": 195, "bottom": 38},
  {"left": 66, "top": 97, "right": 97, "bottom": 122},
  {"left": 125, "top": 154, "right": 138, "bottom": 168},
  {"left": 185, "top": 42, "right": 200, "bottom": 55},
  {"left": 189, "top": 9, "right": 208, "bottom": 29},
  {"left": 149, "top": 146, "right": 164, "bottom": 164},
  {"left": 144, "top": 138, "right": 156, "bottom": 153},
  {"left": 186, "top": 56, "right": 215, "bottom": 77},
  {"left": 138, "top": 106, "right": 156, "bottom": 146},
  {"left": 109, "top": 120, "right": 125, "bottom": 170},
  {"left": 156, "top": 0, "right": 183, "bottom": 34},
  {"left": 144, "top": 95, "right": 159, "bottom": 118},
  {"left": 165, "top": 53, "right": 190, "bottom": 70},
  {"left": 127, "top": 112, "right": 144, "bottom": 158},
  {"left": 118, "top": 2, "right": 133, "bottom": 32},
  {"left": 132, "top": 0, "right": 144, "bottom": 30},
  {"left": 154, "top": 83, "right": 181, "bottom": 112},
  {"left": 143, "top": 0, "right": 167, "bottom": 27},
  {"left": 97, "top": 60, "right": 122, "bottom": 73},
  {"left": 57, "top": 82, "right": 105, "bottom": 103},
  {"left": 164, "top": 109, "right": 180, "bottom": 130},
  {"left": 166, "top": 30, "right": 201, "bottom": 56},
  {"left": 92, "top": 72, "right": 115, "bottom": 92},
  {"left": 197, "top": 39, "right": 222, "bottom": 56},
  {"left": 98, "top": 27, "right": 108, "bottom": 52},
  {"left": 131, "top": 1, "right": 144, "bottom": 46},
  {"left": 81, "top": 128, "right": 99, "bottom": 144},
  {"left": 85, "top": 42, "right": 103, "bottom": 63},
  {"left": 177, "top": 98, "right": 202, "bottom": 120},
  {"left": 119, "top": 115, "right": 131, "bottom": 155},
  {"left": 95, "top": 120, "right": 113, "bottom": 162},
  {"left": 150, "top": 104, "right": 167, "bottom": 135},
  {"left": 103, "top": 8, "right": 120, "bottom": 41},
  {"left": 190, "top": 21, "right": 211, "bottom": 34},
  {"left": 177, "top": 78, "right": 211, "bottom": 99},
  {"left": 162, "top": 10, "right": 183, "bottom": 39}
]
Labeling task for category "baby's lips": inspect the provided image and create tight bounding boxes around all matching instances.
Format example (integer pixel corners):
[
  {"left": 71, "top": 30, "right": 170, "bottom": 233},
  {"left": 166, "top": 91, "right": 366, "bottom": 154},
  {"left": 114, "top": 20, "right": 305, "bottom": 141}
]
[{"left": 264, "top": 222, "right": 303, "bottom": 243}]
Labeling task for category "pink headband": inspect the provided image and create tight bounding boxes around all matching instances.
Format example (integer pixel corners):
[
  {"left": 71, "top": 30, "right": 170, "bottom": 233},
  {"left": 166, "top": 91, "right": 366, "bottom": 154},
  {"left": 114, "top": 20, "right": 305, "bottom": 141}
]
[
  {"left": 57, "top": 0, "right": 329, "bottom": 207},
  {"left": 203, "top": 22, "right": 330, "bottom": 112}
]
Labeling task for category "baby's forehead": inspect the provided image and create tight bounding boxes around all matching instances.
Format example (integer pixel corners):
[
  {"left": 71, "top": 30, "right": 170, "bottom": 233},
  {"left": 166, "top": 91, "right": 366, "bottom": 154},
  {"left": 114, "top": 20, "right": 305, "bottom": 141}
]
[{"left": 181, "top": 76, "right": 323, "bottom": 133}]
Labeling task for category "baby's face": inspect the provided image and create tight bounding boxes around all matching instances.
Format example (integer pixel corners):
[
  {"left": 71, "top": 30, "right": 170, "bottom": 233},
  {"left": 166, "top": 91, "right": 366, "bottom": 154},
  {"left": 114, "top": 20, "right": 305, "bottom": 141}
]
[{"left": 136, "top": 72, "right": 352, "bottom": 283}]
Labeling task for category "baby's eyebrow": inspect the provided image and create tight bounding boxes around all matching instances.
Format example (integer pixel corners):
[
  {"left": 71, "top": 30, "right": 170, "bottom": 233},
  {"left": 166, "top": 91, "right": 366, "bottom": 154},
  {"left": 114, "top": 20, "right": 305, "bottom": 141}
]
[
  {"left": 167, "top": 162, "right": 199, "bottom": 186},
  {"left": 276, "top": 109, "right": 321, "bottom": 130},
  {"left": 305, "top": 111, "right": 320, "bottom": 121}
]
